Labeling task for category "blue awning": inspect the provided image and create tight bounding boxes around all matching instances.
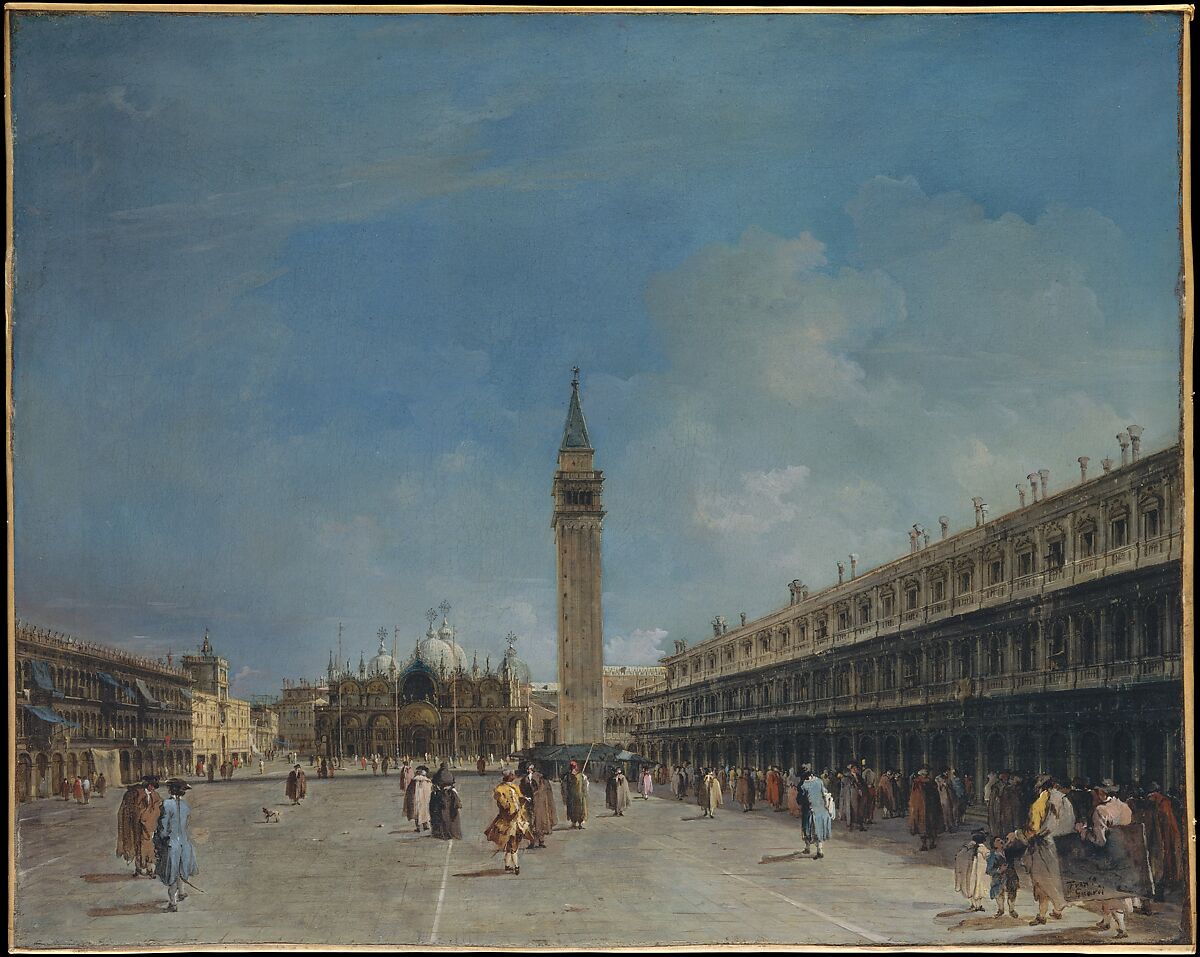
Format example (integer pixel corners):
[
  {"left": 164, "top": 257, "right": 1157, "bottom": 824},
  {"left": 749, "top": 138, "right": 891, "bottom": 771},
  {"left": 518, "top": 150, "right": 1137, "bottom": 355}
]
[
  {"left": 134, "top": 679, "right": 161, "bottom": 708},
  {"left": 23, "top": 704, "right": 80, "bottom": 728},
  {"left": 30, "top": 660, "right": 65, "bottom": 699},
  {"left": 179, "top": 688, "right": 194, "bottom": 701},
  {"left": 97, "top": 671, "right": 122, "bottom": 689}
]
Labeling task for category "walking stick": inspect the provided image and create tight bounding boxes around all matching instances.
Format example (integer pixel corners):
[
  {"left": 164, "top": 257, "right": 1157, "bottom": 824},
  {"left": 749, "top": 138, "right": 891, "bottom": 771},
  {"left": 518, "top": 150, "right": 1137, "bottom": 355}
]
[
  {"left": 581, "top": 742, "right": 596, "bottom": 777},
  {"left": 181, "top": 877, "right": 206, "bottom": 894}
]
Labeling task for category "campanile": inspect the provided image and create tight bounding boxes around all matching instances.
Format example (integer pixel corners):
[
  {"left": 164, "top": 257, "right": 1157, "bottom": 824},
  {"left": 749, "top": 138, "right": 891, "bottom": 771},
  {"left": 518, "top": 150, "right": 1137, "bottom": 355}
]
[{"left": 551, "top": 368, "right": 605, "bottom": 744}]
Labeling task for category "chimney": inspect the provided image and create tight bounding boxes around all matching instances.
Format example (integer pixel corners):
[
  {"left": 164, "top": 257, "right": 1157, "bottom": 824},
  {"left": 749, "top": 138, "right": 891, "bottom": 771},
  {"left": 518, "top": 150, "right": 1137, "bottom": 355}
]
[
  {"left": 1127, "top": 424, "right": 1143, "bottom": 462},
  {"left": 1101, "top": 456, "right": 1114, "bottom": 474},
  {"left": 909, "top": 527, "right": 920, "bottom": 553},
  {"left": 1027, "top": 473, "right": 1039, "bottom": 503},
  {"left": 1077, "top": 456, "right": 1089, "bottom": 482},
  {"left": 849, "top": 553, "right": 858, "bottom": 579},
  {"left": 979, "top": 502, "right": 989, "bottom": 522},
  {"left": 836, "top": 561, "right": 845, "bottom": 585},
  {"left": 938, "top": 516, "right": 949, "bottom": 539},
  {"left": 1116, "top": 431, "right": 1130, "bottom": 467},
  {"left": 971, "top": 496, "right": 984, "bottom": 527},
  {"left": 1038, "top": 468, "right": 1049, "bottom": 498},
  {"left": 1016, "top": 483, "right": 1027, "bottom": 507}
]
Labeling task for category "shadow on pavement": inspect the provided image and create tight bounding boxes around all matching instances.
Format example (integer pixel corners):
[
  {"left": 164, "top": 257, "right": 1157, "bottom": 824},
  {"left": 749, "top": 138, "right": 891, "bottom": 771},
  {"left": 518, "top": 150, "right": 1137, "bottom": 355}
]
[
  {"left": 87, "top": 901, "right": 164, "bottom": 917},
  {"left": 80, "top": 873, "right": 139, "bottom": 883}
]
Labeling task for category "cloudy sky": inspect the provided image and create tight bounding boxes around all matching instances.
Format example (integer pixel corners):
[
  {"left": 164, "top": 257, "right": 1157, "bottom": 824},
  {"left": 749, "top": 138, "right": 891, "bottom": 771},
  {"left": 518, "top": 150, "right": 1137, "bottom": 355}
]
[{"left": 11, "top": 12, "right": 1185, "bottom": 695}]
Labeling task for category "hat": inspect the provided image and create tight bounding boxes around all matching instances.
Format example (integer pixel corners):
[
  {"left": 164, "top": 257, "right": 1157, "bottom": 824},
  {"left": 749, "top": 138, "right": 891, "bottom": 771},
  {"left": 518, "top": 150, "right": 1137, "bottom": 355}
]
[
  {"left": 569, "top": 760, "right": 579, "bottom": 771},
  {"left": 526, "top": 763, "right": 536, "bottom": 772},
  {"left": 1146, "top": 782, "right": 1162, "bottom": 793},
  {"left": 294, "top": 764, "right": 302, "bottom": 769},
  {"left": 971, "top": 830, "right": 987, "bottom": 843},
  {"left": 166, "top": 778, "right": 192, "bottom": 795},
  {"left": 1100, "top": 778, "right": 1120, "bottom": 794},
  {"left": 142, "top": 774, "right": 160, "bottom": 788},
  {"left": 416, "top": 765, "right": 429, "bottom": 774}
]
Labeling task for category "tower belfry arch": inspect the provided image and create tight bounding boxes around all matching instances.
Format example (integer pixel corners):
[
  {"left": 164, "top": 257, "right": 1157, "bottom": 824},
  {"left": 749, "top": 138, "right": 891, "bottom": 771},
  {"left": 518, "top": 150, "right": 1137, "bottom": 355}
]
[{"left": 552, "top": 368, "right": 606, "bottom": 744}]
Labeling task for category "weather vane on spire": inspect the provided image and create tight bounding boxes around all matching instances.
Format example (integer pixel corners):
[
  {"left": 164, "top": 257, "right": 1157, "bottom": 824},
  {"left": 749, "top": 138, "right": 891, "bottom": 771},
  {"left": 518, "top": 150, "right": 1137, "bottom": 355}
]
[
  {"left": 439, "top": 599, "right": 451, "bottom": 619},
  {"left": 506, "top": 631, "right": 518, "bottom": 654},
  {"left": 376, "top": 626, "right": 388, "bottom": 643},
  {"left": 425, "top": 607, "right": 437, "bottom": 627},
  {"left": 571, "top": 365, "right": 580, "bottom": 386}
]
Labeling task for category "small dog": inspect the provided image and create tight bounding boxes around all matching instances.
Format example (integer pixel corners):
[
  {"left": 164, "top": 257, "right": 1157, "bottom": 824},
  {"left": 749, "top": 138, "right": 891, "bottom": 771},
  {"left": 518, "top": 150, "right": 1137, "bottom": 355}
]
[{"left": 262, "top": 807, "right": 281, "bottom": 823}]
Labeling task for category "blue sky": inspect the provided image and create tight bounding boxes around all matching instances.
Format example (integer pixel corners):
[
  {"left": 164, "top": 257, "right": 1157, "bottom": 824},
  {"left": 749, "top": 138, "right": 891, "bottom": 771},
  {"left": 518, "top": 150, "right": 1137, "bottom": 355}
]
[{"left": 11, "top": 12, "right": 1185, "bottom": 695}]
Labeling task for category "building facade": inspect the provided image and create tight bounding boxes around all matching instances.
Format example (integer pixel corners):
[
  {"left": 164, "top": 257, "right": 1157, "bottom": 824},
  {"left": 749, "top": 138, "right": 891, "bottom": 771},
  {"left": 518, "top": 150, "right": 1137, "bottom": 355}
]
[
  {"left": 15, "top": 621, "right": 194, "bottom": 801},
  {"left": 632, "top": 445, "right": 1185, "bottom": 791},
  {"left": 250, "top": 700, "right": 280, "bottom": 756},
  {"left": 276, "top": 679, "right": 329, "bottom": 755},
  {"left": 314, "top": 619, "right": 534, "bottom": 760},
  {"left": 182, "top": 632, "right": 252, "bottom": 767},
  {"left": 602, "top": 666, "right": 666, "bottom": 749}
]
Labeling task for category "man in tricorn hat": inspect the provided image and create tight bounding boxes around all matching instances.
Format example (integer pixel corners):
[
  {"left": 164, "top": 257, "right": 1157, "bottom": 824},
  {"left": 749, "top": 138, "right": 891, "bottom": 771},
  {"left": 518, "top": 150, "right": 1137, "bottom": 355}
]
[
  {"left": 285, "top": 763, "right": 306, "bottom": 805},
  {"left": 155, "top": 779, "right": 198, "bottom": 912},
  {"left": 429, "top": 763, "right": 462, "bottom": 840},
  {"left": 485, "top": 770, "right": 529, "bottom": 875}
]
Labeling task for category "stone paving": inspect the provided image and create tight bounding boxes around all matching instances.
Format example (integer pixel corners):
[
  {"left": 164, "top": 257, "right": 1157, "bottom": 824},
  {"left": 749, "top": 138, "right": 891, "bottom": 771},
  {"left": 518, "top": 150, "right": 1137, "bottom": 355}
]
[{"left": 11, "top": 762, "right": 1189, "bottom": 950}]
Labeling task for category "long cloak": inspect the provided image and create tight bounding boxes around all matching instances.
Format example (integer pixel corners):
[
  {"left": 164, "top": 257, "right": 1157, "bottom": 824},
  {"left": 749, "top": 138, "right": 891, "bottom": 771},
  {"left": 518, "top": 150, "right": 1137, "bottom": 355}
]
[
  {"left": 954, "top": 842, "right": 991, "bottom": 901},
  {"left": 908, "top": 777, "right": 943, "bottom": 837},
  {"left": 1147, "top": 792, "right": 1183, "bottom": 884},
  {"left": 115, "top": 787, "right": 142, "bottom": 863},
  {"left": 639, "top": 771, "right": 654, "bottom": 798},
  {"left": 154, "top": 795, "right": 198, "bottom": 888},
  {"left": 801, "top": 777, "right": 833, "bottom": 842},
  {"left": 606, "top": 773, "right": 632, "bottom": 812},
  {"left": 285, "top": 770, "right": 307, "bottom": 802},
  {"left": 735, "top": 774, "right": 756, "bottom": 809},
  {"left": 429, "top": 786, "right": 463, "bottom": 840},
  {"left": 530, "top": 773, "right": 558, "bottom": 840},
  {"left": 766, "top": 770, "right": 782, "bottom": 808},
  {"left": 561, "top": 771, "right": 588, "bottom": 824},
  {"left": 404, "top": 774, "right": 432, "bottom": 828}
]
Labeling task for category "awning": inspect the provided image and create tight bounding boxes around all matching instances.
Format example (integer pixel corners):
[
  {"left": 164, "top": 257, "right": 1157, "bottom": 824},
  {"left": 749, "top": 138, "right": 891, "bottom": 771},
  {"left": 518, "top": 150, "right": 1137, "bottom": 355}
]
[
  {"left": 23, "top": 704, "right": 80, "bottom": 729},
  {"left": 134, "top": 679, "right": 161, "bottom": 708},
  {"left": 179, "top": 688, "right": 194, "bottom": 701},
  {"left": 97, "top": 671, "right": 122, "bottom": 689},
  {"left": 30, "top": 660, "right": 65, "bottom": 699}
]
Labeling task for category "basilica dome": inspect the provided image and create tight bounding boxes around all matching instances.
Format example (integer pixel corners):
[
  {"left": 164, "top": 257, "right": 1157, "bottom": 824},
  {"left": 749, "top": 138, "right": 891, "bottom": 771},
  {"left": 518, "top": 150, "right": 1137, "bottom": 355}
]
[
  {"left": 502, "top": 645, "right": 532, "bottom": 685},
  {"left": 368, "top": 636, "right": 397, "bottom": 675},
  {"left": 416, "top": 618, "right": 469, "bottom": 672}
]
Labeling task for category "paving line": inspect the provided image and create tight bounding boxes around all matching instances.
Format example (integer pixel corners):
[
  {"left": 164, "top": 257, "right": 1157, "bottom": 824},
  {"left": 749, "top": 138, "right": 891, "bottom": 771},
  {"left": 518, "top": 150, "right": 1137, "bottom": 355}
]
[
  {"left": 611, "top": 815, "right": 896, "bottom": 946},
  {"left": 18, "top": 854, "right": 65, "bottom": 877},
  {"left": 428, "top": 839, "right": 453, "bottom": 945}
]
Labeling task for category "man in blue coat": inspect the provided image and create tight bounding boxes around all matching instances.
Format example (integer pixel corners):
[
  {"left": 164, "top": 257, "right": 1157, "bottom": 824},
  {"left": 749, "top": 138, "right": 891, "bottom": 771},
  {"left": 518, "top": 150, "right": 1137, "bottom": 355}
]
[
  {"left": 800, "top": 769, "right": 833, "bottom": 860},
  {"left": 155, "top": 779, "right": 199, "bottom": 912}
]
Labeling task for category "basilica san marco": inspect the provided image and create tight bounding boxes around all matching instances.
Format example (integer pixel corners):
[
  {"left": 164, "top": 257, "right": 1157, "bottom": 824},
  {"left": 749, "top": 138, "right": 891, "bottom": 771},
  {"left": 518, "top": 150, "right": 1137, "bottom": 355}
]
[{"left": 313, "top": 609, "right": 535, "bottom": 761}]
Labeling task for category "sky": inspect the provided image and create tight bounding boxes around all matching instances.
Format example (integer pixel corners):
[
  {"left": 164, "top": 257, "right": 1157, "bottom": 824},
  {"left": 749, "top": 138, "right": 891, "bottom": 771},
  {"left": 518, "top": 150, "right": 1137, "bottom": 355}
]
[{"left": 10, "top": 12, "right": 1186, "bottom": 696}]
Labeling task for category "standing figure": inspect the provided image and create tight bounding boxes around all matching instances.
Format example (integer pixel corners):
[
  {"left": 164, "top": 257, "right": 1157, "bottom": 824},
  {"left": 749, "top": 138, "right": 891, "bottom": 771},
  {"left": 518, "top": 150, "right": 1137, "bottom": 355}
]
[
  {"left": 785, "top": 769, "right": 802, "bottom": 819},
  {"left": 405, "top": 765, "right": 433, "bottom": 832},
  {"left": 877, "top": 770, "right": 896, "bottom": 819},
  {"left": 936, "top": 769, "right": 957, "bottom": 832},
  {"left": 1076, "top": 781, "right": 1135, "bottom": 937},
  {"left": 735, "top": 767, "right": 756, "bottom": 812},
  {"left": 399, "top": 761, "right": 414, "bottom": 794},
  {"left": 699, "top": 768, "right": 723, "bottom": 818},
  {"left": 675, "top": 766, "right": 689, "bottom": 801},
  {"left": 800, "top": 770, "right": 832, "bottom": 859},
  {"left": 1023, "top": 776, "right": 1071, "bottom": 926},
  {"left": 954, "top": 831, "right": 991, "bottom": 911},
  {"left": 1144, "top": 783, "right": 1183, "bottom": 892},
  {"left": 429, "top": 765, "right": 462, "bottom": 840},
  {"left": 639, "top": 766, "right": 654, "bottom": 800},
  {"left": 371, "top": 756, "right": 379, "bottom": 776},
  {"left": 285, "top": 764, "right": 307, "bottom": 805},
  {"left": 987, "top": 836, "right": 1021, "bottom": 918},
  {"left": 606, "top": 767, "right": 631, "bottom": 817},
  {"left": 485, "top": 770, "right": 530, "bottom": 875},
  {"left": 73, "top": 776, "right": 84, "bottom": 804},
  {"left": 258, "top": 759, "right": 264, "bottom": 775},
  {"left": 477, "top": 756, "right": 487, "bottom": 776},
  {"left": 95, "top": 772, "right": 107, "bottom": 798},
  {"left": 521, "top": 764, "right": 557, "bottom": 847},
  {"left": 561, "top": 760, "right": 589, "bottom": 829},
  {"left": 908, "top": 768, "right": 944, "bottom": 851},
  {"left": 382, "top": 756, "right": 390, "bottom": 775},
  {"left": 116, "top": 784, "right": 146, "bottom": 875},
  {"left": 154, "top": 779, "right": 198, "bottom": 912},
  {"left": 207, "top": 761, "right": 215, "bottom": 783},
  {"left": 766, "top": 767, "right": 783, "bottom": 811}
]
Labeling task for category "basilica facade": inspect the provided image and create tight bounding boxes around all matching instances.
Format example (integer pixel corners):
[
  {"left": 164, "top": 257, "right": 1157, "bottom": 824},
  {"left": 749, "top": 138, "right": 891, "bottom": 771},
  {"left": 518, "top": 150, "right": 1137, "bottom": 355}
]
[{"left": 313, "top": 614, "right": 534, "bottom": 760}]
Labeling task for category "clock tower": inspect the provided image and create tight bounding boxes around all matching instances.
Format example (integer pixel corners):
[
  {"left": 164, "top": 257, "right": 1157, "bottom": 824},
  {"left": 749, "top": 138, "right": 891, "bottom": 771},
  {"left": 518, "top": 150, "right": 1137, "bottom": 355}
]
[{"left": 551, "top": 368, "right": 606, "bottom": 745}]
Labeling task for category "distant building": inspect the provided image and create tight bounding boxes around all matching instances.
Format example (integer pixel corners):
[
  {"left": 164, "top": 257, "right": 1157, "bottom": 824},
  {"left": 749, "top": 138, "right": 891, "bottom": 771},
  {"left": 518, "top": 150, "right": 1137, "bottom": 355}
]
[
  {"left": 182, "top": 630, "right": 252, "bottom": 767},
  {"left": 524, "top": 665, "right": 667, "bottom": 749},
  {"left": 633, "top": 443, "right": 1184, "bottom": 790},
  {"left": 314, "top": 616, "right": 534, "bottom": 760},
  {"left": 249, "top": 700, "right": 280, "bottom": 757},
  {"left": 15, "top": 621, "right": 194, "bottom": 800},
  {"left": 276, "top": 679, "right": 329, "bottom": 755}
]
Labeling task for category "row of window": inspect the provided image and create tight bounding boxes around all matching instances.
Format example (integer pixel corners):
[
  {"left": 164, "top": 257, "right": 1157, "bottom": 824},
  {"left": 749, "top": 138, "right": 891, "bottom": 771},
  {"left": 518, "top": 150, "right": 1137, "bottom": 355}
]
[
  {"left": 15, "top": 659, "right": 190, "bottom": 709},
  {"left": 560, "top": 489, "right": 598, "bottom": 507},
  {"left": 653, "top": 602, "right": 1176, "bottom": 722}
]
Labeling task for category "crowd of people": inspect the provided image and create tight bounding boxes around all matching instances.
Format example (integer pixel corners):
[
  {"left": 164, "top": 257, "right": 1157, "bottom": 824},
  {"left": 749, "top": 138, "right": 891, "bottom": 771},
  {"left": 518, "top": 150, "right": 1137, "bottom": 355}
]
[{"left": 57, "top": 772, "right": 107, "bottom": 804}]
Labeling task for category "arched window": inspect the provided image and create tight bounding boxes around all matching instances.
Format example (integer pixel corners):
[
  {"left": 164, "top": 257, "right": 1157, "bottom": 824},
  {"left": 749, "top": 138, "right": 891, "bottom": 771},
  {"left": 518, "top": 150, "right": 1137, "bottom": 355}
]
[
  {"left": 1143, "top": 602, "right": 1161, "bottom": 657},
  {"left": 1140, "top": 497, "right": 1162, "bottom": 539},
  {"left": 1016, "top": 630, "right": 1035, "bottom": 672},
  {"left": 931, "top": 645, "right": 947, "bottom": 682},
  {"left": 1110, "top": 509, "right": 1129, "bottom": 548},
  {"left": 1079, "top": 617, "right": 1098, "bottom": 665},
  {"left": 987, "top": 636, "right": 1004, "bottom": 675}
]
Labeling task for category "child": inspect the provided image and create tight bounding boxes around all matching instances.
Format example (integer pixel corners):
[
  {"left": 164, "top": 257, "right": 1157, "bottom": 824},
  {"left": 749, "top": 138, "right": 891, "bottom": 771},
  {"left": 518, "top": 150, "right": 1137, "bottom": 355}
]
[{"left": 987, "top": 836, "right": 1021, "bottom": 918}]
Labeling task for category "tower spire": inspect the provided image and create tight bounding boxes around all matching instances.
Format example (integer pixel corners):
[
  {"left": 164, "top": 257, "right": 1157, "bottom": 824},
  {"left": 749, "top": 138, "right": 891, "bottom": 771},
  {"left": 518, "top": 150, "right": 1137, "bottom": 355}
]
[{"left": 560, "top": 367, "right": 592, "bottom": 451}]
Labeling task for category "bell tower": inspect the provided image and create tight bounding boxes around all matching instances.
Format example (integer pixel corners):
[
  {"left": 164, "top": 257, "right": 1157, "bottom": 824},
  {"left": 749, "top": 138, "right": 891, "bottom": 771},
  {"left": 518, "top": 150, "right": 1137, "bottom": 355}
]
[{"left": 552, "top": 367, "right": 605, "bottom": 744}]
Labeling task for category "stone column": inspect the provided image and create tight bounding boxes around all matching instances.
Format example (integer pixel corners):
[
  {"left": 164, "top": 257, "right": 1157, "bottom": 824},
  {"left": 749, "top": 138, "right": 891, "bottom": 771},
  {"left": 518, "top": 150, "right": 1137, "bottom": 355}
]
[
  {"left": 1163, "top": 731, "right": 1175, "bottom": 791},
  {"left": 974, "top": 732, "right": 986, "bottom": 802},
  {"left": 1034, "top": 731, "right": 1046, "bottom": 775},
  {"left": 921, "top": 731, "right": 931, "bottom": 769}
]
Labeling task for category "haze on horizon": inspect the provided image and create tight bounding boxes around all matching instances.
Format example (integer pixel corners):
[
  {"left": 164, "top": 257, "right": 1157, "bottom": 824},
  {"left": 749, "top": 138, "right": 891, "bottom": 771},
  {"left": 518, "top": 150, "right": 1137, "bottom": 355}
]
[{"left": 10, "top": 12, "right": 1184, "bottom": 697}]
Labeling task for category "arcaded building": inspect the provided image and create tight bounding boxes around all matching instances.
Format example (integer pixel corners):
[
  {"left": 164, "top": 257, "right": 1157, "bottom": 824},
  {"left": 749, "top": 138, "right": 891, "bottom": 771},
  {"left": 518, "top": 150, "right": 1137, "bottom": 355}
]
[
  {"left": 632, "top": 442, "right": 1184, "bottom": 790},
  {"left": 15, "top": 621, "right": 194, "bottom": 800}
]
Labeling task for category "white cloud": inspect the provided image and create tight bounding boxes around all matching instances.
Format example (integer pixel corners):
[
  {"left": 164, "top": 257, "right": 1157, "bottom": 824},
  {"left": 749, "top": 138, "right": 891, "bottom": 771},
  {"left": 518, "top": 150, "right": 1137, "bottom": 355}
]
[
  {"left": 694, "top": 465, "right": 810, "bottom": 536},
  {"left": 605, "top": 627, "right": 669, "bottom": 666}
]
